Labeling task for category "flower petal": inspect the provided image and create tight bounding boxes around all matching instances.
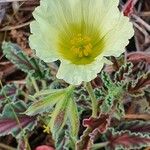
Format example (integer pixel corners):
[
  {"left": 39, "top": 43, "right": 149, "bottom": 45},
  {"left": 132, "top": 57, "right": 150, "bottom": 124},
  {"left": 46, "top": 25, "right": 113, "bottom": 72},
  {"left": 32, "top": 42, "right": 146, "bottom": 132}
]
[
  {"left": 77, "top": 0, "right": 120, "bottom": 36},
  {"left": 56, "top": 57, "right": 108, "bottom": 85},
  {"left": 35, "top": 0, "right": 80, "bottom": 30},
  {"left": 95, "top": 0, "right": 120, "bottom": 35},
  {"left": 29, "top": 21, "right": 58, "bottom": 62},
  {"left": 101, "top": 15, "right": 134, "bottom": 57},
  {"left": 29, "top": 0, "right": 134, "bottom": 85},
  {"left": 29, "top": 0, "right": 81, "bottom": 62}
]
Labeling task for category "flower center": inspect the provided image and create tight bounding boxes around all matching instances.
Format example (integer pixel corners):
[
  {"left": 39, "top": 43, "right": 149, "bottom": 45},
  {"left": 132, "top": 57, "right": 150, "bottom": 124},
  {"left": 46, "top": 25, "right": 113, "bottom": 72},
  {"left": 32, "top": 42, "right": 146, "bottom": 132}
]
[
  {"left": 58, "top": 23, "right": 105, "bottom": 65},
  {"left": 70, "top": 34, "right": 92, "bottom": 58}
]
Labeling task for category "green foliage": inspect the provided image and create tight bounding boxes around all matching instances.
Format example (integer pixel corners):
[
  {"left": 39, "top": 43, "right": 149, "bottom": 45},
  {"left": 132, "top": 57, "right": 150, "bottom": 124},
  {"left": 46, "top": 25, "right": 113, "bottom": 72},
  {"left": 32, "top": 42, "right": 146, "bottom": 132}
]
[
  {"left": 1, "top": 41, "right": 150, "bottom": 150},
  {"left": 67, "top": 97, "right": 79, "bottom": 137},
  {"left": 25, "top": 86, "right": 79, "bottom": 149},
  {"left": 114, "top": 62, "right": 133, "bottom": 82},
  {"left": 47, "top": 86, "right": 79, "bottom": 140},
  {"left": 51, "top": 90, "right": 79, "bottom": 149},
  {"left": 96, "top": 62, "right": 149, "bottom": 119},
  {"left": 74, "top": 86, "right": 91, "bottom": 112},
  {"left": 50, "top": 90, "right": 72, "bottom": 137},
  {"left": 102, "top": 127, "right": 150, "bottom": 150},
  {"left": 0, "top": 84, "right": 19, "bottom": 102},
  {"left": 100, "top": 71, "right": 125, "bottom": 118},
  {"left": 116, "top": 120, "right": 150, "bottom": 134},
  {"left": 2, "top": 41, "right": 51, "bottom": 79},
  {"left": 127, "top": 71, "right": 150, "bottom": 97},
  {"left": 0, "top": 84, "right": 19, "bottom": 111},
  {"left": 25, "top": 89, "right": 66, "bottom": 116},
  {"left": 55, "top": 129, "right": 70, "bottom": 150},
  {"left": 0, "top": 100, "right": 37, "bottom": 138}
]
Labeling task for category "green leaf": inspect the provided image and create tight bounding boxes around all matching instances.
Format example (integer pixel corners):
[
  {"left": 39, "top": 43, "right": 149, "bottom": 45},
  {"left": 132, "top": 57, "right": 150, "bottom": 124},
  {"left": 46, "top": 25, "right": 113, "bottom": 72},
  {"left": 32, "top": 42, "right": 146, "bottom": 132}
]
[
  {"left": 50, "top": 86, "right": 76, "bottom": 138},
  {"left": 101, "top": 71, "right": 113, "bottom": 89},
  {"left": 50, "top": 96, "right": 70, "bottom": 138},
  {"left": 127, "top": 71, "right": 150, "bottom": 97},
  {"left": 100, "top": 85, "right": 124, "bottom": 115},
  {"left": 0, "top": 84, "right": 19, "bottom": 112},
  {"left": 2, "top": 41, "right": 50, "bottom": 79},
  {"left": 25, "top": 89, "right": 65, "bottom": 116},
  {"left": 67, "top": 97, "right": 79, "bottom": 138},
  {"left": 0, "top": 84, "right": 18, "bottom": 102},
  {"left": 114, "top": 102, "right": 125, "bottom": 120},
  {"left": 0, "top": 101, "right": 37, "bottom": 138},
  {"left": 55, "top": 129, "right": 70, "bottom": 150},
  {"left": 74, "top": 86, "right": 90, "bottom": 111},
  {"left": 94, "top": 88, "right": 105, "bottom": 99},
  {"left": 101, "top": 121, "right": 150, "bottom": 150},
  {"left": 26, "top": 85, "right": 79, "bottom": 148},
  {"left": 100, "top": 72, "right": 125, "bottom": 118},
  {"left": 117, "top": 120, "right": 150, "bottom": 134},
  {"left": 101, "top": 95, "right": 114, "bottom": 113},
  {"left": 38, "top": 86, "right": 79, "bottom": 149},
  {"left": 103, "top": 128, "right": 150, "bottom": 150},
  {"left": 114, "top": 62, "right": 133, "bottom": 82}
]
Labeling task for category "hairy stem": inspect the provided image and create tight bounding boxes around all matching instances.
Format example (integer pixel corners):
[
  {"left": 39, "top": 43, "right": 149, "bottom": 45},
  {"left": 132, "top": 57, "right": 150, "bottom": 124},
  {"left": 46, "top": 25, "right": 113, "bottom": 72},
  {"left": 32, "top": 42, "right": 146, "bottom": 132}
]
[
  {"left": 0, "top": 143, "right": 16, "bottom": 150},
  {"left": 30, "top": 77, "right": 39, "bottom": 93},
  {"left": 91, "top": 142, "right": 109, "bottom": 150},
  {"left": 85, "top": 82, "right": 98, "bottom": 117}
]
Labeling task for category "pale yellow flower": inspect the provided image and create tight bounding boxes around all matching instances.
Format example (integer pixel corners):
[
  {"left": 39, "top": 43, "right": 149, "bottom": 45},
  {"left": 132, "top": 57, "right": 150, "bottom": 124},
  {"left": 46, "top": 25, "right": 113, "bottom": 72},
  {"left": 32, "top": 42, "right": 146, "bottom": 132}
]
[{"left": 29, "top": 0, "right": 134, "bottom": 85}]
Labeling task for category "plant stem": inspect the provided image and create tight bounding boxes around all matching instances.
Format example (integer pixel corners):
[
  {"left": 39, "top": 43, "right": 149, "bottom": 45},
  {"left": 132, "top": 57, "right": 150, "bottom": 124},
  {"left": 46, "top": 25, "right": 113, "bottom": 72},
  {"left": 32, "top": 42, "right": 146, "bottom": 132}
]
[
  {"left": 76, "top": 127, "right": 93, "bottom": 150},
  {"left": 91, "top": 142, "right": 109, "bottom": 150},
  {"left": 30, "top": 77, "right": 39, "bottom": 93},
  {"left": 0, "top": 143, "right": 16, "bottom": 150},
  {"left": 85, "top": 82, "right": 98, "bottom": 117},
  {"left": 124, "top": 114, "right": 150, "bottom": 120},
  {"left": 41, "top": 80, "right": 47, "bottom": 89}
]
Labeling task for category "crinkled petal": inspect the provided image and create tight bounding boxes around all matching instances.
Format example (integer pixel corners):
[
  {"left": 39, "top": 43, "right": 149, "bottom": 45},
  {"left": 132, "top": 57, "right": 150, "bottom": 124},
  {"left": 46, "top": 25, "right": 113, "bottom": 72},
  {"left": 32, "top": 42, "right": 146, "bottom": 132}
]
[
  {"left": 29, "top": 0, "right": 81, "bottom": 62},
  {"left": 96, "top": 0, "right": 121, "bottom": 36},
  {"left": 29, "top": 21, "right": 58, "bottom": 62},
  {"left": 35, "top": 0, "right": 80, "bottom": 30},
  {"left": 29, "top": 0, "right": 134, "bottom": 85},
  {"left": 56, "top": 57, "right": 109, "bottom": 85},
  {"left": 101, "top": 15, "right": 134, "bottom": 57},
  {"left": 80, "top": 0, "right": 120, "bottom": 36}
]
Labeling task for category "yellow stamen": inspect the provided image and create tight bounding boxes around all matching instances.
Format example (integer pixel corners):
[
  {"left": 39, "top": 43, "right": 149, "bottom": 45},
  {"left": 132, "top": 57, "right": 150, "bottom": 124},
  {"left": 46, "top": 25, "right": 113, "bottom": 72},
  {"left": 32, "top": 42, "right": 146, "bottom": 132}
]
[
  {"left": 71, "top": 34, "right": 92, "bottom": 58},
  {"left": 78, "top": 51, "right": 83, "bottom": 57},
  {"left": 72, "top": 47, "right": 80, "bottom": 54},
  {"left": 83, "top": 49, "right": 89, "bottom": 56},
  {"left": 43, "top": 125, "right": 50, "bottom": 134}
]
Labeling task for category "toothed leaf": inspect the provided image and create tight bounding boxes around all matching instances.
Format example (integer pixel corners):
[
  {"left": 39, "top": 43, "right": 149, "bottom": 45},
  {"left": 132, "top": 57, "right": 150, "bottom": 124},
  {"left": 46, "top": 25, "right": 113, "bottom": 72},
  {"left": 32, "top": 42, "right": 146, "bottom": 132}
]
[
  {"left": 117, "top": 120, "right": 150, "bottom": 134},
  {"left": 0, "top": 101, "right": 37, "bottom": 138},
  {"left": 2, "top": 41, "right": 50, "bottom": 79},
  {"left": 25, "top": 89, "right": 66, "bottom": 116},
  {"left": 127, "top": 72, "right": 150, "bottom": 97},
  {"left": 103, "top": 128, "right": 150, "bottom": 150}
]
